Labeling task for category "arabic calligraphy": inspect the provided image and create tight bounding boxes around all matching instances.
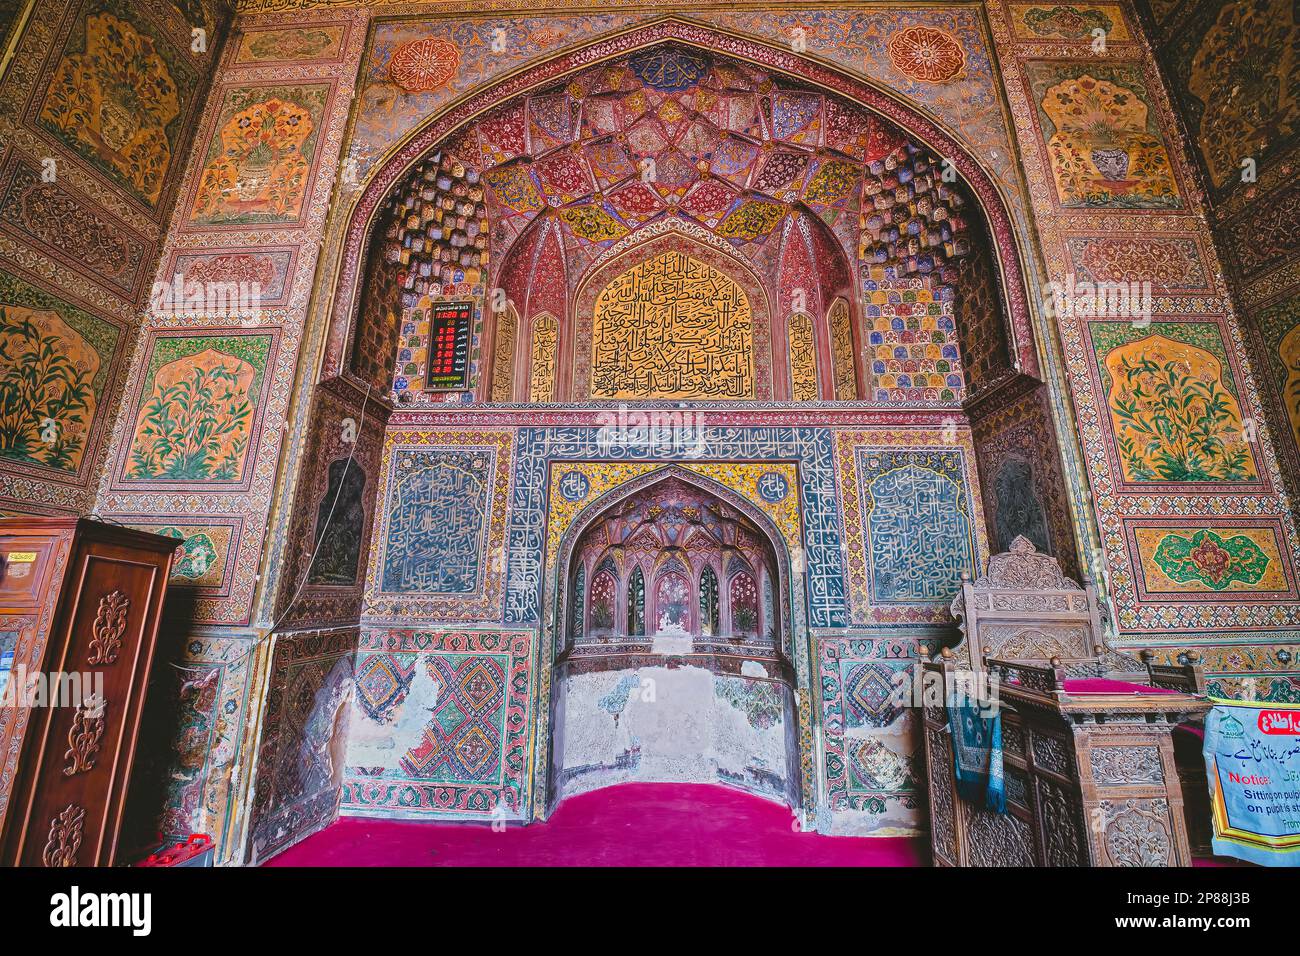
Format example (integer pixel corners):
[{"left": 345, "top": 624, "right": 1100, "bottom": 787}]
[
  {"left": 529, "top": 313, "right": 558, "bottom": 403},
  {"left": 590, "top": 251, "right": 755, "bottom": 400}
]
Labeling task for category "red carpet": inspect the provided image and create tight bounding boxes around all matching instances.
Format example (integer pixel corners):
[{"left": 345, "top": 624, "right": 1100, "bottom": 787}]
[{"left": 266, "top": 782, "right": 930, "bottom": 867}]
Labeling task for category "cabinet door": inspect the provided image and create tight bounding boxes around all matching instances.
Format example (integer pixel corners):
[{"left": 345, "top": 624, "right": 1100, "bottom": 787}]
[
  {"left": 0, "top": 530, "right": 74, "bottom": 838},
  {"left": 4, "top": 536, "right": 169, "bottom": 867}
]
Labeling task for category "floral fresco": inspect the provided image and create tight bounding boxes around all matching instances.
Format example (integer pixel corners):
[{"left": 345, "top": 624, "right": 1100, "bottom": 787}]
[
  {"left": 37, "top": 3, "right": 195, "bottom": 207},
  {"left": 1152, "top": 529, "right": 1272, "bottom": 592},
  {"left": 1009, "top": 4, "right": 1130, "bottom": 41},
  {"left": 1094, "top": 326, "right": 1259, "bottom": 484},
  {"left": 0, "top": 273, "right": 117, "bottom": 475},
  {"left": 1027, "top": 62, "right": 1181, "bottom": 209},
  {"left": 1185, "top": 0, "right": 1298, "bottom": 191},
  {"left": 233, "top": 24, "right": 346, "bottom": 64},
  {"left": 1132, "top": 524, "right": 1293, "bottom": 596},
  {"left": 189, "top": 83, "right": 331, "bottom": 226},
  {"left": 156, "top": 525, "right": 227, "bottom": 587},
  {"left": 125, "top": 334, "right": 273, "bottom": 483}
]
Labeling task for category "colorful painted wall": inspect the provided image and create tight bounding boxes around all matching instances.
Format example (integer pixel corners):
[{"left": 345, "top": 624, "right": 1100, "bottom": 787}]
[
  {"left": 1141, "top": 2, "right": 1300, "bottom": 665},
  {"left": 337, "top": 414, "right": 989, "bottom": 836},
  {"left": 36, "top": 0, "right": 1297, "bottom": 860},
  {"left": 98, "top": 6, "right": 375, "bottom": 863},
  {"left": 0, "top": 0, "right": 229, "bottom": 515},
  {"left": 1122, "top": 0, "right": 1300, "bottom": 700}
]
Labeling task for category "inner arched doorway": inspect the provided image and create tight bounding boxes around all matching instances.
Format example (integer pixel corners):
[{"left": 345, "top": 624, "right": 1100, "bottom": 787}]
[{"left": 548, "top": 467, "right": 800, "bottom": 814}]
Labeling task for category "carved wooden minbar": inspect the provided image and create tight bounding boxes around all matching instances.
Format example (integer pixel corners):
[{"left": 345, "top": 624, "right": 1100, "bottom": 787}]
[
  {"left": 0, "top": 518, "right": 178, "bottom": 867},
  {"left": 919, "top": 537, "right": 1211, "bottom": 867}
]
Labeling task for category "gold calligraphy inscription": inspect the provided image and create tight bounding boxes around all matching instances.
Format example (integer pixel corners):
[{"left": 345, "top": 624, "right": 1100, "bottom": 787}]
[
  {"left": 530, "top": 313, "right": 558, "bottom": 403},
  {"left": 490, "top": 306, "right": 516, "bottom": 403},
  {"left": 789, "top": 312, "right": 818, "bottom": 401},
  {"left": 829, "top": 299, "right": 857, "bottom": 400},
  {"left": 590, "top": 251, "right": 754, "bottom": 400}
]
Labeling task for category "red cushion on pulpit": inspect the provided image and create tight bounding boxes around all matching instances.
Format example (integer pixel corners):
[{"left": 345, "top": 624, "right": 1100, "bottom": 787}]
[{"left": 1062, "top": 677, "right": 1178, "bottom": 695}]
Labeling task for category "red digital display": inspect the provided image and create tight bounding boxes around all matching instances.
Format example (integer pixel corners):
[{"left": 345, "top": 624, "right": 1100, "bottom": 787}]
[{"left": 424, "top": 302, "right": 473, "bottom": 390}]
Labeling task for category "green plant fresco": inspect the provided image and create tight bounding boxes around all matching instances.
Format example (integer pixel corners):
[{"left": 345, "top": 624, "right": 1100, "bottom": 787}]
[
  {"left": 1111, "top": 352, "right": 1253, "bottom": 481},
  {"left": 0, "top": 307, "right": 92, "bottom": 470},
  {"left": 1092, "top": 321, "right": 1258, "bottom": 483},
  {"left": 126, "top": 334, "right": 271, "bottom": 483},
  {"left": 128, "top": 362, "right": 250, "bottom": 480},
  {"left": 0, "top": 272, "right": 118, "bottom": 475}
]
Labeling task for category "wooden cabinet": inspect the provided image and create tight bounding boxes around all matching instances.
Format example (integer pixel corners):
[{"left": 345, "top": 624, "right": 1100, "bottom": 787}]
[{"left": 0, "top": 518, "right": 178, "bottom": 867}]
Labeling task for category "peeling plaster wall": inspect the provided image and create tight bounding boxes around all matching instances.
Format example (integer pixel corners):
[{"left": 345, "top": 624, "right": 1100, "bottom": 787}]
[
  {"left": 826, "top": 708, "right": 922, "bottom": 837},
  {"left": 555, "top": 664, "right": 798, "bottom": 811}
]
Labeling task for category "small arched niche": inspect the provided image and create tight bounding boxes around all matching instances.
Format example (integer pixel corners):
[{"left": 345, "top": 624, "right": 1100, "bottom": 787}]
[{"left": 549, "top": 469, "right": 799, "bottom": 814}]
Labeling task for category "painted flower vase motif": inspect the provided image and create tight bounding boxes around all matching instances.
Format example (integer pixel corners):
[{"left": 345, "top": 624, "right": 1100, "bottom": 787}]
[
  {"left": 233, "top": 143, "right": 275, "bottom": 205},
  {"left": 98, "top": 96, "right": 142, "bottom": 155},
  {"left": 1091, "top": 146, "right": 1131, "bottom": 182}
]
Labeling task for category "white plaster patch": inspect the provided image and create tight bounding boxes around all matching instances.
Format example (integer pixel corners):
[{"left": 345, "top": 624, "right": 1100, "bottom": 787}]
[
  {"left": 558, "top": 665, "right": 792, "bottom": 805},
  {"left": 344, "top": 663, "right": 440, "bottom": 766}
]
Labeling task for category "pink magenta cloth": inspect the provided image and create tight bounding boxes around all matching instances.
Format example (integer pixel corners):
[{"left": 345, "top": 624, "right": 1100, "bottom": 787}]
[{"left": 1062, "top": 677, "right": 1179, "bottom": 695}]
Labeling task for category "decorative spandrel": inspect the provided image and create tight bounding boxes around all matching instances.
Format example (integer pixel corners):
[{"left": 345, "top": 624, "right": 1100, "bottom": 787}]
[{"left": 590, "top": 251, "right": 754, "bottom": 400}]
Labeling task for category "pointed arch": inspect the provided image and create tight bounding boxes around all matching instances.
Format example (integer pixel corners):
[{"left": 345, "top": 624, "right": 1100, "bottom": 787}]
[
  {"left": 572, "top": 229, "right": 773, "bottom": 400},
  {"left": 828, "top": 297, "right": 857, "bottom": 400},
  {"left": 788, "top": 311, "right": 818, "bottom": 402},
  {"left": 529, "top": 312, "right": 559, "bottom": 402},
  {"left": 490, "top": 302, "right": 518, "bottom": 402},
  {"left": 325, "top": 22, "right": 1043, "bottom": 403},
  {"left": 627, "top": 565, "right": 646, "bottom": 636},
  {"left": 699, "top": 564, "right": 720, "bottom": 636},
  {"left": 569, "top": 563, "right": 586, "bottom": 649},
  {"left": 553, "top": 464, "right": 793, "bottom": 658}
]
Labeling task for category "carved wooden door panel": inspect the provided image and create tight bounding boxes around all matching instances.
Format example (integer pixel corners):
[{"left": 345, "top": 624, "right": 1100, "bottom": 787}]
[{"left": 0, "top": 520, "right": 176, "bottom": 867}]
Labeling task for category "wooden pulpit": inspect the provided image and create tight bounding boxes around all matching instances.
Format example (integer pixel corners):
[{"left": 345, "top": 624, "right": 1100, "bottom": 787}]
[{"left": 919, "top": 536, "right": 1211, "bottom": 867}]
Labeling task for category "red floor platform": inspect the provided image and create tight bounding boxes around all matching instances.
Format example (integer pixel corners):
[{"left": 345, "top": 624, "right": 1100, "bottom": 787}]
[{"left": 266, "top": 782, "right": 930, "bottom": 867}]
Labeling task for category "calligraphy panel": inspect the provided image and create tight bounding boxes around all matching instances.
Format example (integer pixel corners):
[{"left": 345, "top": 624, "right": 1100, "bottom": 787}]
[
  {"left": 590, "top": 250, "right": 755, "bottom": 400},
  {"left": 862, "top": 453, "right": 974, "bottom": 605},
  {"left": 380, "top": 448, "right": 495, "bottom": 594},
  {"left": 789, "top": 312, "right": 818, "bottom": 401},
  {"left": 490, "top": 305, "right": 517, "bottom": 402},
  {"left": 830, "top": 298, "right": 857, "bottom": 400},
  {"left": 834, "top": 431, "right": 987, "bottom": 624},
  {"left": 529, "top": 312, "right": 558, "bottom": 403}
]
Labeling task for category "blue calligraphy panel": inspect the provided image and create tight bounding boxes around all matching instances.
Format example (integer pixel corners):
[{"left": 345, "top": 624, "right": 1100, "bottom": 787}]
[
  {"left": 858, "top": 449, "right": 974, "bottom": 606},
  {"left": 381, "top": 448, "right": 494, "bottom": 594}
]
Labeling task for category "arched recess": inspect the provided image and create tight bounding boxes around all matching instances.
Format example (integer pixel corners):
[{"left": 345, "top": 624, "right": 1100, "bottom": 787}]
[
  {"left": 774, "top": 209, "right": 856, "bottom": 400},
  {"left": 788, "top": 312, "right": 819, "bottom": 401},
  {"left": 827, "top": 297, "right": 857, "bottom": 400},
  {"left": 490, "top": 302, "right": 519, "bottom": 402},
  {"left": 554, "top": 466, "right": 794, "bottom": 658},
  {"left": 321, "top": 20, "right": 1043, "bottom": 398},
  {"left": 296, "top": 18, "right": 1093, "bottom": 820},
  {"left": 548, "top": 465, "right": 801, "bottom": 812},
  {"left": 528, "top": 312, "right": 559, "bottom": 402}
]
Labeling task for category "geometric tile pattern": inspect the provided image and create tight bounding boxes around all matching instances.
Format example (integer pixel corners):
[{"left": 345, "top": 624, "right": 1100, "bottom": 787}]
[
  {"left": 400, "top": 654, "right": 508, "bottom": 783},
  {"left": 340, "top": 630, "right": 534, "bottom": 819},
  {"left": 841, "top": 661, "right": 905, "bottom": 728},
  {"left": 354, "top": 653, "right": 416, "bottom": 725}
]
